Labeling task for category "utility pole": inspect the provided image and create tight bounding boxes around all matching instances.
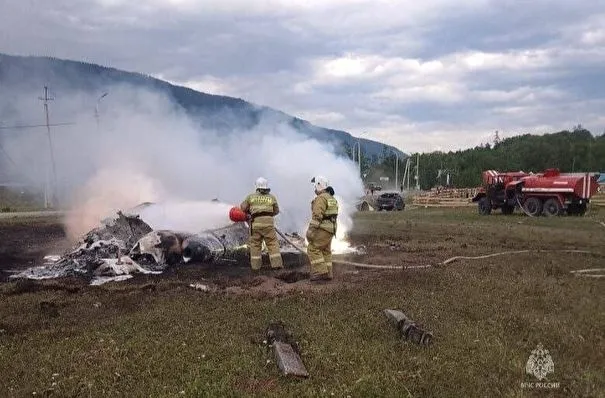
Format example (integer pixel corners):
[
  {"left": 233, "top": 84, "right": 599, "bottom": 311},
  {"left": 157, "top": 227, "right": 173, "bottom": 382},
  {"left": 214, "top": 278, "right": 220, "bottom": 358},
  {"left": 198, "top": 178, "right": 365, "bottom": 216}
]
[
  {"left": 38, "top": 86, "right": 58, "bottom": 208},
  {"left": 408, "top": 160, "right": 411, "bottom": 190},
  {"left": 357, "top": 140, "right": 361, "bottom": 177},
  {"left": 415, "top": 153, "right": 420, "bottom": 190},
  {"left": 395, "top": 153, "right": 399, "bottom": 190},
  {"left": 402, "top": 158, "right": 410, "bottom": 191}
]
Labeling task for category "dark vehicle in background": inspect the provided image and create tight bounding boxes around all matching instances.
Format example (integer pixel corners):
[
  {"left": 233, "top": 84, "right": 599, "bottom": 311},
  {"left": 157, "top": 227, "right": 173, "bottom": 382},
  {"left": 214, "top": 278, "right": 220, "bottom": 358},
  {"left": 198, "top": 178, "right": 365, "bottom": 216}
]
[
  {"left": 366, "top": 182, "right": 382, "bottom": 192},
  {"left": 376, "top": 192, "right": 405, "bottom": 211}
]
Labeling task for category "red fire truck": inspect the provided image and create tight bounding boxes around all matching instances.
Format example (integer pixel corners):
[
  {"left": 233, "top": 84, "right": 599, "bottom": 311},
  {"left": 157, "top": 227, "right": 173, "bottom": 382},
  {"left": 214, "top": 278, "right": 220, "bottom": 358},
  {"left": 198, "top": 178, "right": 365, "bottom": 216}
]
[{"left": 471, "top": 168, "right": 599, "bottom": 216}]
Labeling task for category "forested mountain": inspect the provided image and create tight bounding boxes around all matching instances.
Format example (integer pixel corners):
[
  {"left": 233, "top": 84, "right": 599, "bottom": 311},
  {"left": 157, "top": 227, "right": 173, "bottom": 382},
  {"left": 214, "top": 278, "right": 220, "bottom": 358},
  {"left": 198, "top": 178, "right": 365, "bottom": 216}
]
[{"left": 0, "top": 53, "right": 405, "bottom": 163}]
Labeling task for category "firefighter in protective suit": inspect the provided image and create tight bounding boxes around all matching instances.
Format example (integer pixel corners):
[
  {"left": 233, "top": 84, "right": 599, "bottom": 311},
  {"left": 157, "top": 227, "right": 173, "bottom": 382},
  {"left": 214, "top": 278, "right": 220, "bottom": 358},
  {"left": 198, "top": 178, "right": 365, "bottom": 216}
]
[
  {"left": 306, "top": 176, "right": 339, "bottom": 282},
  {"left": 240, "top": 177, "right": 283, "bottom": 271}
]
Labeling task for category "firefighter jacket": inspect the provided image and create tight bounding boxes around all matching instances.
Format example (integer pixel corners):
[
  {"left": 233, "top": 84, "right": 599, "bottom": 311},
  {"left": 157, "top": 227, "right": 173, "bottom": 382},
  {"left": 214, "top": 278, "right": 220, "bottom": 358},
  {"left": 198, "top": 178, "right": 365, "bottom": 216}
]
[
  {"left": 309, "top": 190, "right": 339, "bottom": 234},
  {"left": 240, "top": 191, "right": 279, "bottom": 228}
]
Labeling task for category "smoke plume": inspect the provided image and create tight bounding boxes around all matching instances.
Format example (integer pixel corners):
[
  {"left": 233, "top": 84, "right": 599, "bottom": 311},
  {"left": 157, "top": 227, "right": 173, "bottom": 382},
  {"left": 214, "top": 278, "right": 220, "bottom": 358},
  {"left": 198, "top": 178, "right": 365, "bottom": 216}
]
[{"left": 1, "top": 82, "right": 365, "bottom": 248}]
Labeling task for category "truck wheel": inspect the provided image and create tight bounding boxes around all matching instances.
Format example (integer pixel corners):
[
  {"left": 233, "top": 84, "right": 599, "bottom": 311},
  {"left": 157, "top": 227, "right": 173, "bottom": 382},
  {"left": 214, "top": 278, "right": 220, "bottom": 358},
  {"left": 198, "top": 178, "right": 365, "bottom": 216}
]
[
  {"left": 523, "top": 197, "right": 543, "bottom": 216},
  {"left": 543, "top": 198, "right": 562, "bottom": 216},
  {"left": 478, "top": 197, "right": 491, "bottom": 215},
  {"left": 501, "top": 205, "right": 514, "bottom": 215}
]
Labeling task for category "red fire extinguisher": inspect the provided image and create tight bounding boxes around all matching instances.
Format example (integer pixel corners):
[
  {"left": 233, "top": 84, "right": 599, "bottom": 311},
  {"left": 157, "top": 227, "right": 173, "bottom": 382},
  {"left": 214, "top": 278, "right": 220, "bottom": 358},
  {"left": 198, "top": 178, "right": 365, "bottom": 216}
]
[{"left": 229, "top": 206, "right": 248, "bottom": 222}]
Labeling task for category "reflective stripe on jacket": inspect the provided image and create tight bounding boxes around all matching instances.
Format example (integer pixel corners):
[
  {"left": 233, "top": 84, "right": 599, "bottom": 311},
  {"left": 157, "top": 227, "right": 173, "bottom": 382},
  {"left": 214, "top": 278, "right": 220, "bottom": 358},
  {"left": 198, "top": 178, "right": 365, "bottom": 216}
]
[
  {"left": 309, "top": 192, "right": 339, "bottom": 234},
  {"left": 240, "top": 192, "right": 279, "bottom": 227}
]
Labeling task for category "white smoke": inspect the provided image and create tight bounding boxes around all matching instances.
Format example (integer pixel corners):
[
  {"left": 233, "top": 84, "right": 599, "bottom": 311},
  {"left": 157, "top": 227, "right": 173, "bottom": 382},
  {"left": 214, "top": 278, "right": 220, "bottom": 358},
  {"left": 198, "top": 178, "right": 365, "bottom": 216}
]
[
  {"left": 1, "top": 82, "right": 364, "bottom": 250},
  {"left": 133, "top": 201, "right": 235, "bottom": 232}
]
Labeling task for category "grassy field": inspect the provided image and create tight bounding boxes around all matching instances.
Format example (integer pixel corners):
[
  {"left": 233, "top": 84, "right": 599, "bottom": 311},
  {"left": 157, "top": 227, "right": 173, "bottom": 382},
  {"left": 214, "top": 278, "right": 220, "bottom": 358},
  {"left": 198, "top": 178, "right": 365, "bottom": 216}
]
[
  {"left": 0, "top": 207, "right": 604, "bottom": 397},
  {"left": 0, "top": 188, "right": 46, "bottom": 213}
]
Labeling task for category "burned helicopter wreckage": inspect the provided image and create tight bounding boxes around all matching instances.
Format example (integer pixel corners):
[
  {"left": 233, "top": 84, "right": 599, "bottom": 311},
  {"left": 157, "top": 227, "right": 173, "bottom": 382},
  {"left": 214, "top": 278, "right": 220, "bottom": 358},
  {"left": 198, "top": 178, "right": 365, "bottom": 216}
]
[{"left": 10, "top": 203, "right": 309, "bottom": 285}]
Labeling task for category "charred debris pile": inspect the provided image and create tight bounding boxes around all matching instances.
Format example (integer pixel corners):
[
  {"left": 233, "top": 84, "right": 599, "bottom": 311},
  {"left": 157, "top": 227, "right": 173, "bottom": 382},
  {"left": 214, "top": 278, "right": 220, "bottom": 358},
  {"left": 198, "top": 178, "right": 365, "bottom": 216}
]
[{"left": 10, "top": 210, "right": 307, "bottom": 285}]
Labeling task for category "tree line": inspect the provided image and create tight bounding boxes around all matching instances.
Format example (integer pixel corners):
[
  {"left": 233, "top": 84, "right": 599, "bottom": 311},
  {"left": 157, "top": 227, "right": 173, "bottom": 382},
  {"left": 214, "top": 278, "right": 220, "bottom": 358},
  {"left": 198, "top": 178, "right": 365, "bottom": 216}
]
[{"left": 342, "top": 127, "right": 605, "bottom": 190}]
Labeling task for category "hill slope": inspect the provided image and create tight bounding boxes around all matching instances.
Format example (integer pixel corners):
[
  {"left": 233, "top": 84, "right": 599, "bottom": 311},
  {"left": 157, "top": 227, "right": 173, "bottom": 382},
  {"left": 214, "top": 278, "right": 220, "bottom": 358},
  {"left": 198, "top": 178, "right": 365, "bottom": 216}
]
[{"left": 0, "top": 53, "right": 405, "bottom": 164}]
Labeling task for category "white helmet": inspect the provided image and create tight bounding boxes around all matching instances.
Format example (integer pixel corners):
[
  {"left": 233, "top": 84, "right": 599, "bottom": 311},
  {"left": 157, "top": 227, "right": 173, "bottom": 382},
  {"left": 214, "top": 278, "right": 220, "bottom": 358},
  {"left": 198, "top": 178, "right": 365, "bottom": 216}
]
[
  {"left": 311, "top": 176, "right": 329, "bottom": 191},
  {"left": 255, "top": 177, "right": 268, "bottom": 190}
]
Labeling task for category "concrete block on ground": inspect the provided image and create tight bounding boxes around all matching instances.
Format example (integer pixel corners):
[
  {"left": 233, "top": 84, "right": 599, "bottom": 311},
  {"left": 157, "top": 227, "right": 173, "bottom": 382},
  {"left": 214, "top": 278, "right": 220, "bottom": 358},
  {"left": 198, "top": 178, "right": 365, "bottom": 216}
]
[
  {"left": 273, "top": 341, "right": 309, "bottom": 378},
  {"left": 384, "top": 309, "right": 408, "bottom": 327},
  {"left": 265, "top": 320, "right": 309, "bottom": 378}
]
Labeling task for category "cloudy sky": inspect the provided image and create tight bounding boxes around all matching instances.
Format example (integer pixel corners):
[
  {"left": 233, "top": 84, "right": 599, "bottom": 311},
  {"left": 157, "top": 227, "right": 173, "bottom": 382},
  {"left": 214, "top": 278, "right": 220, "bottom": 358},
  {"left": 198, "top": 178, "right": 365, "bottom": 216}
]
[{"left": 1, "top": 0, "right": 605, "bottom": 153}]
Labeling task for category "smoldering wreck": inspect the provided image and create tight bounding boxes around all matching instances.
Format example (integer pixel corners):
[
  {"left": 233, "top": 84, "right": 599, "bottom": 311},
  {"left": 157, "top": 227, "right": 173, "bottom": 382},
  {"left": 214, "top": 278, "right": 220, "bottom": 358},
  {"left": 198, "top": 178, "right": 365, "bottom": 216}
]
[{"left": 9, "top": 202, "right": 309, "bottom": 285}]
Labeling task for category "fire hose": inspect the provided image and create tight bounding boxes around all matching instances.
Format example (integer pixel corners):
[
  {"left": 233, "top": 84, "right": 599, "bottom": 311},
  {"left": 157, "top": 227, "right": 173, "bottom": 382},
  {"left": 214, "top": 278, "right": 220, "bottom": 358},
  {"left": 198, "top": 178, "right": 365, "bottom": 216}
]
[
  {"left": 334, "top": 249, "right": 605, "bottom": 274},
  {"left": 276, "top": 228, "right": 433, "bottom": 269},
  {"left": 515, "top": 195, "right": 535, "bottom": 217},
  {"left": 275, "top": 228, "right": 306, "bottom": 255},
  {"left": 274, "top": 225, "right": 605, "bottom": 273},
  {"left": 233, "top": 208, "right": 605, "bottom": 273}
]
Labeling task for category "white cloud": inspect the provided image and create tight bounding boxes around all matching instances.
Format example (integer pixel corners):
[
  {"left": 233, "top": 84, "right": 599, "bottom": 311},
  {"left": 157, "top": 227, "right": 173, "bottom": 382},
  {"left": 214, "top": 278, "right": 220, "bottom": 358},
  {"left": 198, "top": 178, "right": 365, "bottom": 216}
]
[
  {"left": 581, "top": 29, "right": 605, "bottom": 45},
  {"left": 457, "top": 49, "right": 552, "bottom": 70},
  {"left": 95, "top": 0, "right": 370, "bottom": 15},
  {"left": 306, "top": 48, "right": 558, "bottom": 94},
  {"left": 372, "top": 83, "right": 465, "bottom": 103},
  {"left": 322, "top": 55, "right": 368, "bottom": 78},
  {"left": 312, "top": 54, "right": 449, "bottom": 85},
  {"left": 473, "top": 86, "right": 565, "bottom": 103},
  {"left": 1, "top": 0, "right": 605, "bottom": 156}
]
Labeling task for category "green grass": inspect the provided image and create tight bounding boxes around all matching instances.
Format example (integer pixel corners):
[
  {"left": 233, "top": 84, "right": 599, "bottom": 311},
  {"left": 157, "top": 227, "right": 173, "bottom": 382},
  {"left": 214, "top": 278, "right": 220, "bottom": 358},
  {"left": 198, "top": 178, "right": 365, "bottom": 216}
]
[
  {"left": 0, "top": 207, "right": 604, "bottom": 397},
  {"left": 0, "top": 189, "right": 45, "bottom": 212}
]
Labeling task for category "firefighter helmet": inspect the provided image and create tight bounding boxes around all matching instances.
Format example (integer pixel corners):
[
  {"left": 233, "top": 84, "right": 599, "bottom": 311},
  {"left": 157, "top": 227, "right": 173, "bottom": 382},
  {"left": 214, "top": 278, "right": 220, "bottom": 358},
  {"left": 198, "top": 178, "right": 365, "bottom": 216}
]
[
  {"left": 311, "top": 176, "right": 329, "bottom": 191},
  {"left": 255, "top": 177, "right": 268, "bottom": 190}
]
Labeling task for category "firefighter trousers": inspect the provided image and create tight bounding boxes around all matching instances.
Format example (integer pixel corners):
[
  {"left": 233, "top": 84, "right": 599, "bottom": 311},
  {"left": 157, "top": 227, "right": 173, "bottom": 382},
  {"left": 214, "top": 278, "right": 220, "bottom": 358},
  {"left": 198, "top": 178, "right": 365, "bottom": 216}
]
[
  {"left": 248, "top": 224, "right": 283, "bottom": 270},
  {"left": 306, "top": 228, "right": 334, "bottom": 278}
]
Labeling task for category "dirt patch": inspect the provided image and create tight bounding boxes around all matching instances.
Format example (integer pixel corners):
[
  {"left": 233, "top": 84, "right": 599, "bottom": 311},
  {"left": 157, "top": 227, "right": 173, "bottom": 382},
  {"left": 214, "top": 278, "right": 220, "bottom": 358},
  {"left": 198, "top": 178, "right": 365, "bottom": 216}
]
[
  {"left": 217, "top": 271, "right": 361, "bottom": 297},
  {"left": 170, "top": 265, "right": 360, "bottom": 297},
  {"left": 234, "top": 378, "right": 280, "bottom": 395},
  {"left": 274, "top": 270, "right": 310, "bottom": 283},
  {"left": 0, "top": 217, "right": 71, "bottom": 281},
  {"left": 6, "top": 278, "right": 85, "bottom": 295},
  {"left": 265, "top": 320, "right": 302, "bottom": 353}
]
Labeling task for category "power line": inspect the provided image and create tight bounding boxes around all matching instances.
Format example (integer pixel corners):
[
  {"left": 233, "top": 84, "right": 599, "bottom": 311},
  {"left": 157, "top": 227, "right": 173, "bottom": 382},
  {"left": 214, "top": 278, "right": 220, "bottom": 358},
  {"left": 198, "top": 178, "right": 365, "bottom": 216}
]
[
  {"left": 0, "top": 141, "right": 37, "bottom": 187},
  {"left": 0, "top": 142, "right": 19, "bottom": 170},
  {"left": 0, "top": 122, "right": 75, "bottom": 130},
  {"left": 0, "top": 121, "right": 35, "bottom": 186}
]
